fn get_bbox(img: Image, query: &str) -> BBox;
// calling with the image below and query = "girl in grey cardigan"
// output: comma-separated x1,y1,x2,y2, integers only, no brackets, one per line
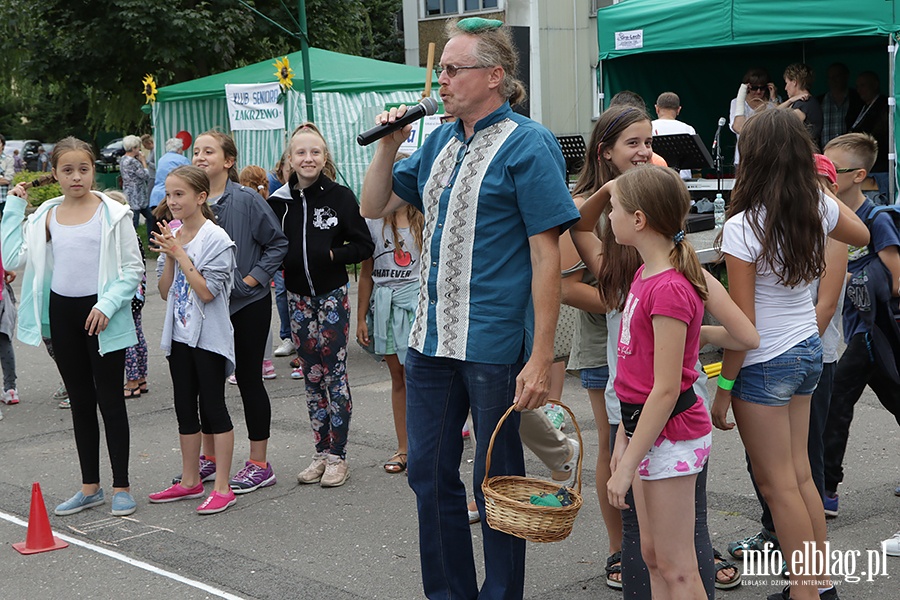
149,166,238,515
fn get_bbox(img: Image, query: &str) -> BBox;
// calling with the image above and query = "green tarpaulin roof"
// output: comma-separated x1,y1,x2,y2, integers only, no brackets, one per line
598,0,900,61
155,47,435,103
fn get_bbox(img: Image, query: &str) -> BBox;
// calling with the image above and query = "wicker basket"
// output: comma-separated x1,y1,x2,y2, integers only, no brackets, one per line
481,401,584,543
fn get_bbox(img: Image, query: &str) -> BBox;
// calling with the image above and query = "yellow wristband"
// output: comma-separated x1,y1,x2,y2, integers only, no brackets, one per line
717,374,735,391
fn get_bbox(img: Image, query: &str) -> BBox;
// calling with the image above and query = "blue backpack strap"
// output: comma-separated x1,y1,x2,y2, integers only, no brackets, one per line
863,204,900,255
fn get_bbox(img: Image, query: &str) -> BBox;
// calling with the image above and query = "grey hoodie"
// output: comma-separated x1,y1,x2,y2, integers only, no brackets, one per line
210,179,288,314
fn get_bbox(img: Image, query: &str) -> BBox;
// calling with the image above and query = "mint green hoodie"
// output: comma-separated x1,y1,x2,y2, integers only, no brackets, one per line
1,193,143,355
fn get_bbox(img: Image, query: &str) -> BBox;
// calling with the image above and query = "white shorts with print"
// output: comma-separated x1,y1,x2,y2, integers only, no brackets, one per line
638,432,711,481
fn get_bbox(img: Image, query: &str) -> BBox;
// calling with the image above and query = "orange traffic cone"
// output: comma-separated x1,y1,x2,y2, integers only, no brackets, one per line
13,482,69,555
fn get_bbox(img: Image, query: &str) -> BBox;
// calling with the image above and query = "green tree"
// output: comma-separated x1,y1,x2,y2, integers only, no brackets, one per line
0,0,403,138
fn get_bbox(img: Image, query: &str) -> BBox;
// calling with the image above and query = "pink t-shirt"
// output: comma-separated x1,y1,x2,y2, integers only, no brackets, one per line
614,266,711,441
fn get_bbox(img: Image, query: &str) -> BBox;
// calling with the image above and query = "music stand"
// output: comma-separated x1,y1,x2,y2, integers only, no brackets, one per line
556,135,586,182
652,134,714,172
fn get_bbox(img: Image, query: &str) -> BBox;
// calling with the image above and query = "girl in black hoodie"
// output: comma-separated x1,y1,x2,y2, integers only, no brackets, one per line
268,123,374,488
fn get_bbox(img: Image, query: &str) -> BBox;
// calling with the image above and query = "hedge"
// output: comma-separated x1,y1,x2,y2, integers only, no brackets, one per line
11,171,62,206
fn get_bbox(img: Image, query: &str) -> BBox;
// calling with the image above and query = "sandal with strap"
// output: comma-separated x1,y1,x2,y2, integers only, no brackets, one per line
605,551,623,590
124,385,141,399
383,452,407,474
138,381,149,394
713,549,742,590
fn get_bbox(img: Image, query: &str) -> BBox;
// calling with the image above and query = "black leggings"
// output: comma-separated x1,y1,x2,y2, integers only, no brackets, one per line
168,341,233,435
50,292,130,488
228,294,272,440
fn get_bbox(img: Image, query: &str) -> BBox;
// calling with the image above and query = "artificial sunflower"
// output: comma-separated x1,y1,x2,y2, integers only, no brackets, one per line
142,74,157,104
274,57,294,90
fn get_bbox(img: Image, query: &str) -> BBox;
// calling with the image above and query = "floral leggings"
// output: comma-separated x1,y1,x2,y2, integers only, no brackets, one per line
288,284,352,459
124,308,148,382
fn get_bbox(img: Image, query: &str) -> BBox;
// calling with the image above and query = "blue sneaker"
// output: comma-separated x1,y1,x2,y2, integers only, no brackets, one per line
894,484,900,496
55,489,105,516
823,492,839,518
111,491,137,516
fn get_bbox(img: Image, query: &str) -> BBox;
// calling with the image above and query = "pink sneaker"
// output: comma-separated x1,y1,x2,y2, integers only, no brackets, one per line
148,482,205,503
262,360,276,380
197,490,236,514
2,389,19,405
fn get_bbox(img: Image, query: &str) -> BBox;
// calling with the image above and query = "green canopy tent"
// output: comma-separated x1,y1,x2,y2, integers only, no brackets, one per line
596,0,900,196
148,47,437,196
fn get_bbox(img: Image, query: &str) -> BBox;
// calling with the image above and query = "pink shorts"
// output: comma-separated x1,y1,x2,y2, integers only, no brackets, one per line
638,432,711,481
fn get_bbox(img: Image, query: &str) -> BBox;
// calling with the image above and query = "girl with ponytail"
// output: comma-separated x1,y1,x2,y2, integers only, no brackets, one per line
576,164,758,598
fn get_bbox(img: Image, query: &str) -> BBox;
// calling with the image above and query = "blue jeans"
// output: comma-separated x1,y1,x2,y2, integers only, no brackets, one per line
273,270,290,341
132,206,154,231
405,348,526,600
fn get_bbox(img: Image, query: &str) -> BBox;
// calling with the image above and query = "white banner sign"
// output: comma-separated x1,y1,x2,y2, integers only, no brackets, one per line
398,114,446,154
225,83,285,131
615,29,644,50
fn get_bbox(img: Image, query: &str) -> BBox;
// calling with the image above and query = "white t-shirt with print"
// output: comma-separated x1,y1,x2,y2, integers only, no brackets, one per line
171,221,215,344
365,218,421,291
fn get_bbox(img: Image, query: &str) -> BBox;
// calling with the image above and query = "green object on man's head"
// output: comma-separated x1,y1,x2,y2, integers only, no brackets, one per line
457,17,503,33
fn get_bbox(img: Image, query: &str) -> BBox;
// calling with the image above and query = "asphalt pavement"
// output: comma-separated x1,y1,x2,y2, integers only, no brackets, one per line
0,272,897,599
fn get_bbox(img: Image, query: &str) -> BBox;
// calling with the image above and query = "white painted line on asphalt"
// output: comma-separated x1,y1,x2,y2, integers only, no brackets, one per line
0,510,245,600
68,515,173,546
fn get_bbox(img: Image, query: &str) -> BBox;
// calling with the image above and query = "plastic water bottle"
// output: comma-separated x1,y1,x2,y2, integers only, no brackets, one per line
543,403,565,430
714,193,726,229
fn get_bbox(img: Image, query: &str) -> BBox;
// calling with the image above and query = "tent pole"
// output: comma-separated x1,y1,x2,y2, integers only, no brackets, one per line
598,60,604,112
298,0,314,122
890,35,896,204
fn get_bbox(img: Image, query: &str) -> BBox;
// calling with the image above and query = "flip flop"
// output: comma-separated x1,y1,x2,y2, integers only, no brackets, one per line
383,452,407,474
123,385,141,399
138,382,149,394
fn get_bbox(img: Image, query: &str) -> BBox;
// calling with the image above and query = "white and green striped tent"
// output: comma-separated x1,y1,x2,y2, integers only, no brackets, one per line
150,47,437,197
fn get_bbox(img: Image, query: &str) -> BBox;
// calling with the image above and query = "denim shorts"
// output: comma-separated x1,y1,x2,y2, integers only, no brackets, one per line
733,334,823,407
580,365,610,390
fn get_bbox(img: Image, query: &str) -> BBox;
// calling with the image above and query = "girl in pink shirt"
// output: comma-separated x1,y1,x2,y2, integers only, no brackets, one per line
578,165,758,598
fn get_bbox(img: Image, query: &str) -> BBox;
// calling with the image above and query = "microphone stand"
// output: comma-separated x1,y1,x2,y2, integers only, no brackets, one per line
713,121,724,194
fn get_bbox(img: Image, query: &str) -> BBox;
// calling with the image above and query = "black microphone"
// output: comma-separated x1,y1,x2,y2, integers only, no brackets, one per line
712,117,726,150
357,98,439,146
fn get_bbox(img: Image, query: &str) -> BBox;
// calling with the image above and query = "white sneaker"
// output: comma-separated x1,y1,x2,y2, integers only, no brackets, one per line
320,454,349,487
1,389,18,405
883,531,900,556
551,437,579,485
273,338,295,357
